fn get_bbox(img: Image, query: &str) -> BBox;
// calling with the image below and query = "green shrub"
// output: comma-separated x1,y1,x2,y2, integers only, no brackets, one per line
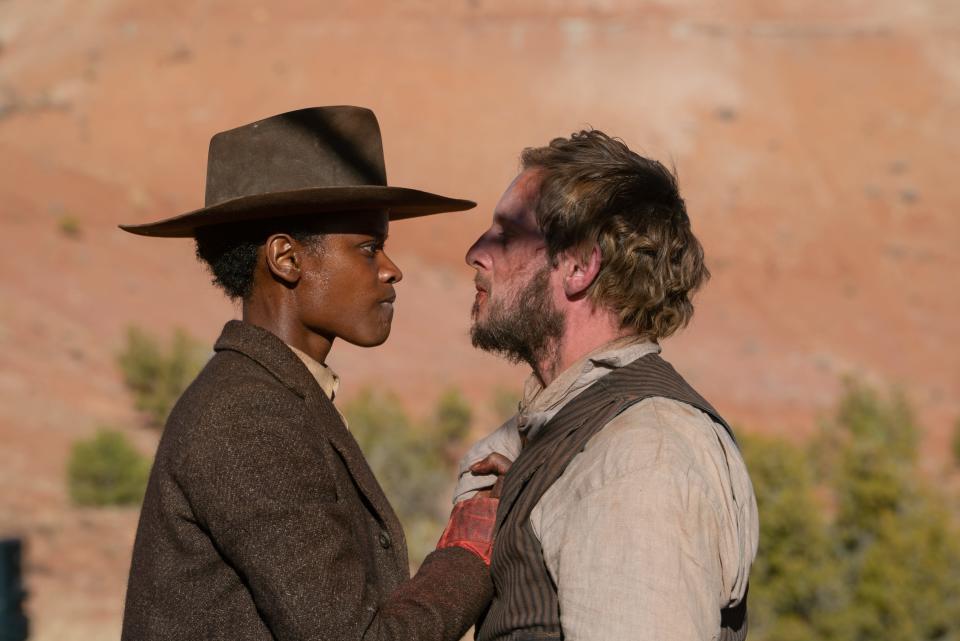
823,384,960,641
432,387,472,454
68,428,150,506
57,215,82,239
746,381,960,641
117,326,206,427
740,433,841,641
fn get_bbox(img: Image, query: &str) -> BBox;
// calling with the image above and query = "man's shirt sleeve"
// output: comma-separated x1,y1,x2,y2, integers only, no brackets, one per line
452,415,522,503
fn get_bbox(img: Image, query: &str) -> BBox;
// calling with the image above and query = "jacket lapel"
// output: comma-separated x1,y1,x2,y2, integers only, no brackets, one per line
214,321,408,570
307,388,409,569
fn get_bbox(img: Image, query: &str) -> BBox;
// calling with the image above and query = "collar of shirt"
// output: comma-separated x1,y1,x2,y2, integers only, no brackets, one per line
517,335,661,442
287,344,341,402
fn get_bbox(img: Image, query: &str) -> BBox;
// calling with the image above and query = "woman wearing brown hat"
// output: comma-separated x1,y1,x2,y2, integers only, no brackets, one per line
119,106,498,641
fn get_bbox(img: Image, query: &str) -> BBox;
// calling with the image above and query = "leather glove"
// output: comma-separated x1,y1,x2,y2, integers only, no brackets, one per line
436,497,498,565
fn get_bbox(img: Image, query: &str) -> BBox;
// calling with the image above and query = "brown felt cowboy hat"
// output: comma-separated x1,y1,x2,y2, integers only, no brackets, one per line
119,106,475,238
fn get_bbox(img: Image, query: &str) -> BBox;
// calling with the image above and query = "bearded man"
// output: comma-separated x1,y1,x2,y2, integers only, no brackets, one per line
119,106,496,641
456,130,758,641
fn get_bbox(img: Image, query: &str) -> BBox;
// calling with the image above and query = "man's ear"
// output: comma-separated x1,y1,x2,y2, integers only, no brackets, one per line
264,233,303,285
561,244,602,299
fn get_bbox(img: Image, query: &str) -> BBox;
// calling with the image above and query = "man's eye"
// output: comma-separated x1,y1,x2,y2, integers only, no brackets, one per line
498,232,510,246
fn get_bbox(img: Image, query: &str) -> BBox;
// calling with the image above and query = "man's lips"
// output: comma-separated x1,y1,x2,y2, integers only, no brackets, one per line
380,293,397,304
473,286,488,312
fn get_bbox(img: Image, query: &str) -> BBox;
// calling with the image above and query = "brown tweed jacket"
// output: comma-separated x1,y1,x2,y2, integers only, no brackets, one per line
122,320,492,641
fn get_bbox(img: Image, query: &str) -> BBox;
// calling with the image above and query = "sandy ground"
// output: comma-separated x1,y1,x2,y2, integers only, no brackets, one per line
0,1,958,638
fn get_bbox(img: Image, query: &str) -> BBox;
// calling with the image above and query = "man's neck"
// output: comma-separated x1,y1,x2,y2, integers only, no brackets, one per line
532,311,634,387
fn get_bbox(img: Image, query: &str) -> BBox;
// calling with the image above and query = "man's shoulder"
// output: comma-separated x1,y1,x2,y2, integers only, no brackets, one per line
582,396,725,474
536,394,747,519
534,393,754,543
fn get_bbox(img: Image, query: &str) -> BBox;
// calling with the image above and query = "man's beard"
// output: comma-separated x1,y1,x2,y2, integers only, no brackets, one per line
470,264,564,369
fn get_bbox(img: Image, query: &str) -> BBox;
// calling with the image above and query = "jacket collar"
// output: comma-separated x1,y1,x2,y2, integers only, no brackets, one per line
213,320,317,399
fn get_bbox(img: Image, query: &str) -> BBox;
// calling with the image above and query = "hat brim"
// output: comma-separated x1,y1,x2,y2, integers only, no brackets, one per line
119,186,476,238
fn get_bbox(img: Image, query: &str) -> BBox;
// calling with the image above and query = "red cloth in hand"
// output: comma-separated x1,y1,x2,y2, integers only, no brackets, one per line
436,497,498,565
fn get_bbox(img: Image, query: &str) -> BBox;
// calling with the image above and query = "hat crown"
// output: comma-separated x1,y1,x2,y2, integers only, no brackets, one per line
119,105,475,238
204,106,387,207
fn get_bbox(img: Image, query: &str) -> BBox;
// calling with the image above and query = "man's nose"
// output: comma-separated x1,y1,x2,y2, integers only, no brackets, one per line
465,233,490,270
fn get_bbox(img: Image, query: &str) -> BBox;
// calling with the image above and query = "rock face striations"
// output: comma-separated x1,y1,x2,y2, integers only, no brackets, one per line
0,1,957,639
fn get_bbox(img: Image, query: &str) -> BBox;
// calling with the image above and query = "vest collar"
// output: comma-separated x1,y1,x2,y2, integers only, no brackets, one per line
517,336,660,442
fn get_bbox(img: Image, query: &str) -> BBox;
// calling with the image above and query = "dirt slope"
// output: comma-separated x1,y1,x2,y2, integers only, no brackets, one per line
0,1,957,639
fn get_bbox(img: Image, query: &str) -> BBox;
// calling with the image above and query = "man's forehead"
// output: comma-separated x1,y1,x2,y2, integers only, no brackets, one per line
494,168,543,226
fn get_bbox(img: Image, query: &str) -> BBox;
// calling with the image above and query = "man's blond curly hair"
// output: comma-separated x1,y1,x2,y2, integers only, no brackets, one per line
521,130,709,342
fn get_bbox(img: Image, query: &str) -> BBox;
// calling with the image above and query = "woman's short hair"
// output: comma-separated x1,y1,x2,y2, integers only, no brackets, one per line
194,218,324,300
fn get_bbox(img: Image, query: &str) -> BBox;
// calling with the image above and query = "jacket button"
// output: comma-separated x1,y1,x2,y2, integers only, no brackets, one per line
378,531,391,549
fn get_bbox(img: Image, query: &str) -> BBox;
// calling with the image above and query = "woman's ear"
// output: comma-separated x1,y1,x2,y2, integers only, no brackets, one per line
264,233,303,285
561,244,602,299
